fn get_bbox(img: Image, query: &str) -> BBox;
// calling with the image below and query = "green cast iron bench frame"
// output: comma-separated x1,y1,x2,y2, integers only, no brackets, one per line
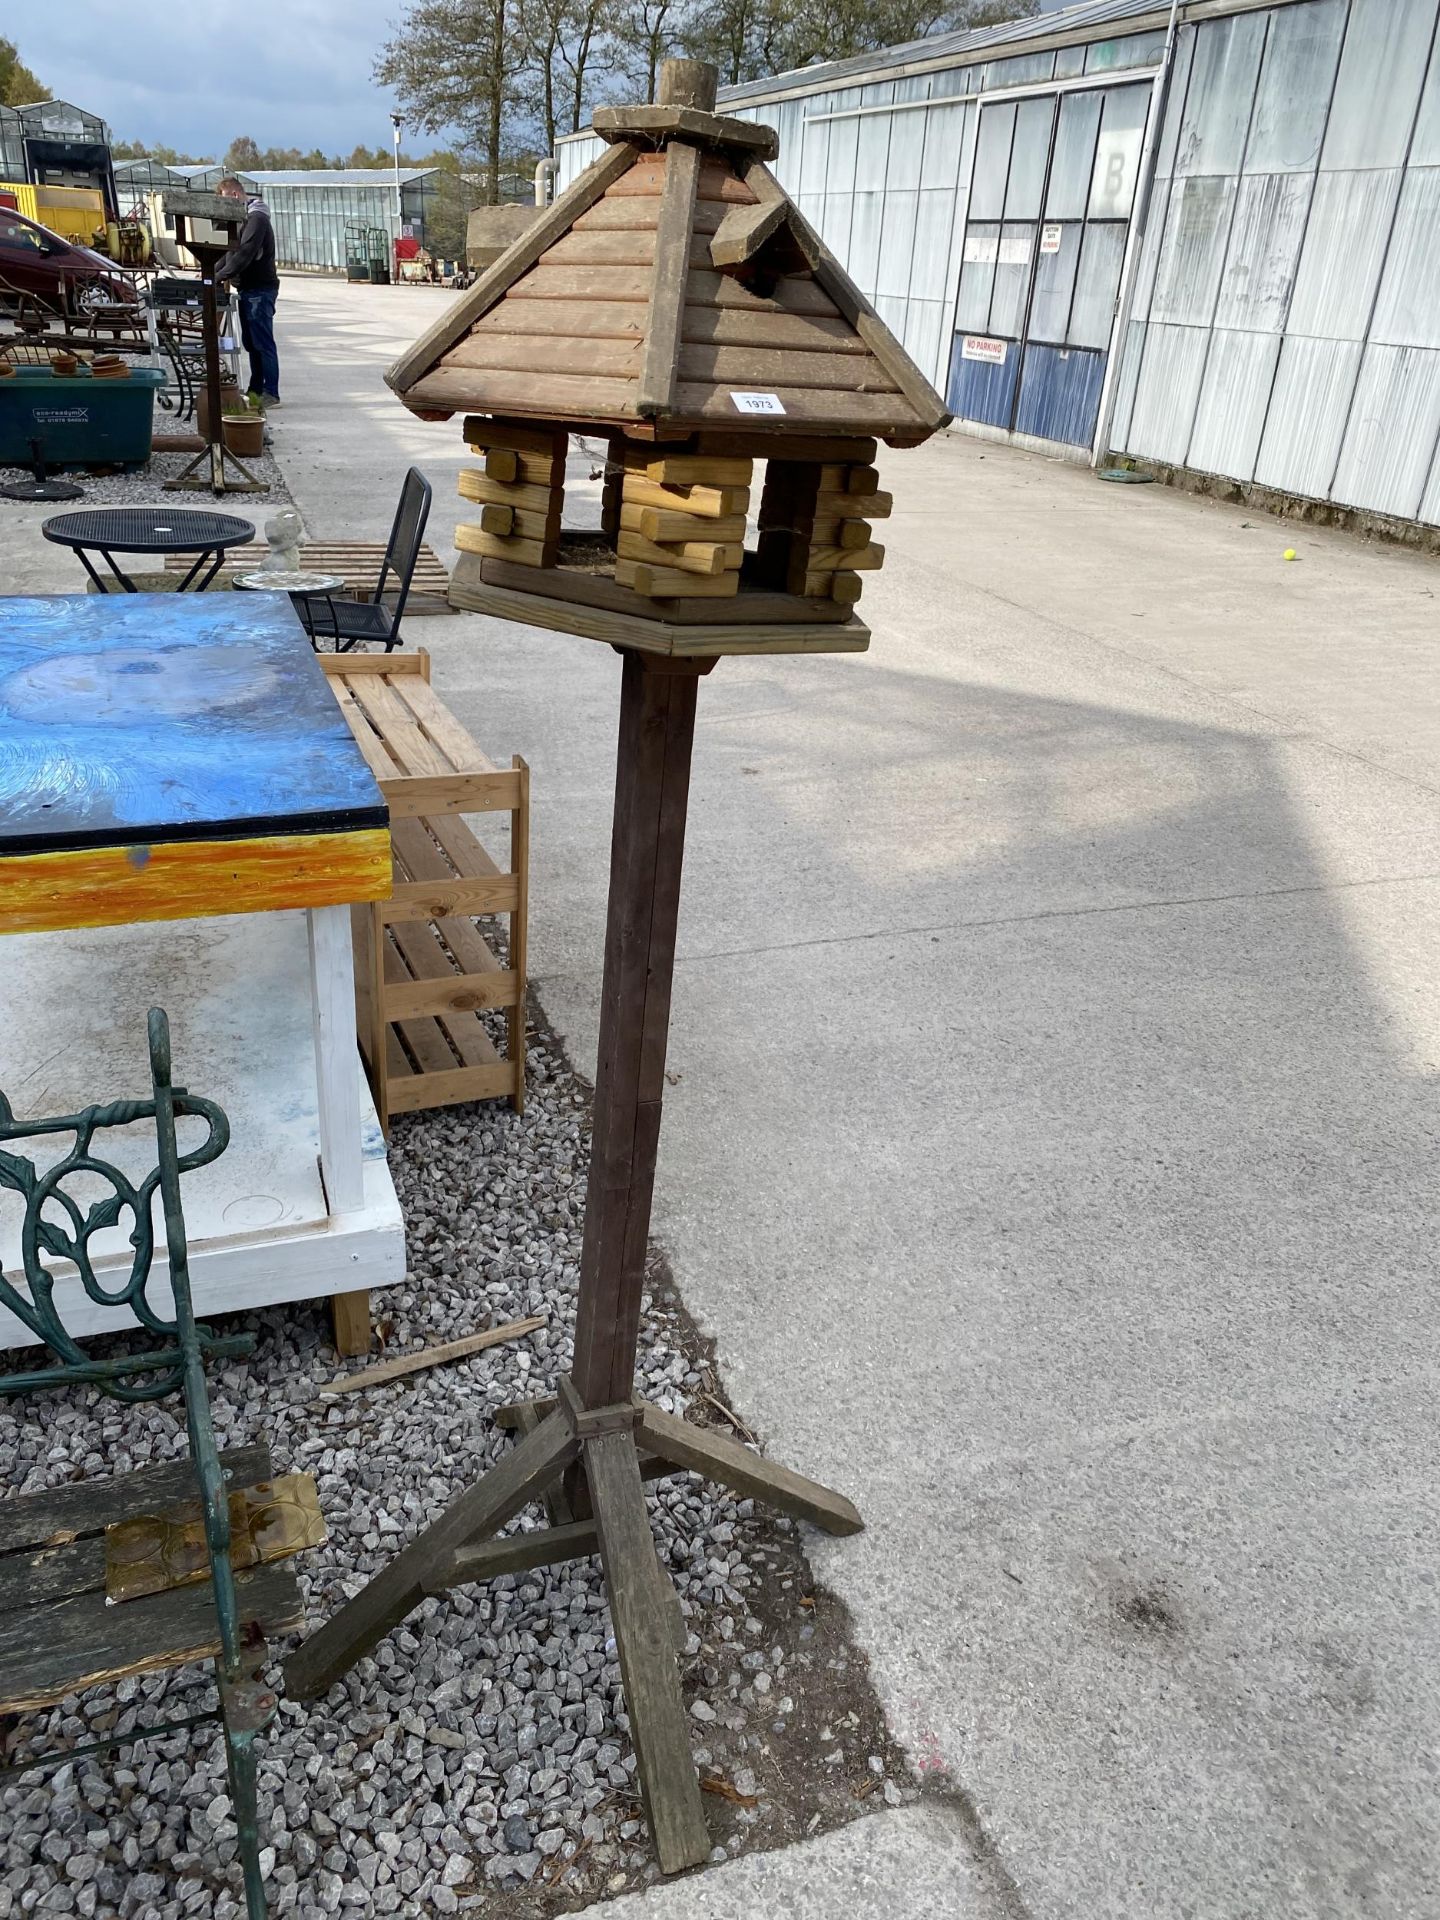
0,1009,300,1918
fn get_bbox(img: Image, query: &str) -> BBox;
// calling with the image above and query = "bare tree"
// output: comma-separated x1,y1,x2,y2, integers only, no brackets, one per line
519,0,613,148
682,0,1036,87
612,0,690,105
376,0,526,205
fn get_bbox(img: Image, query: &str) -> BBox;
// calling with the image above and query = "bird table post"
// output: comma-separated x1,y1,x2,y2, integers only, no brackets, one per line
162,190,264,496
283,57,951,1873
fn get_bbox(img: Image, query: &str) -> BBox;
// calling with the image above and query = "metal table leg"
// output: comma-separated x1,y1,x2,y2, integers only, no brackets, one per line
71,546,132,593
175,547,218,592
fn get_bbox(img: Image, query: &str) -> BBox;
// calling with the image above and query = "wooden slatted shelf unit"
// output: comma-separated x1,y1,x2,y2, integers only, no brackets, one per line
320,652,528,1128
165,542,454,612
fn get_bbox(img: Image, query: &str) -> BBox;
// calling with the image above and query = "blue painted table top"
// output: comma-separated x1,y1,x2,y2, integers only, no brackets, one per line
0,594,387,855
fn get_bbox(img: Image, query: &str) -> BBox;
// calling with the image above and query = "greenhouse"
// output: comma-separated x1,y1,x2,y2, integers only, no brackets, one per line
557,0,1440,532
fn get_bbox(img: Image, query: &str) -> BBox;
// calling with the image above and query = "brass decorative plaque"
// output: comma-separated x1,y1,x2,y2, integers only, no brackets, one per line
105,1474,326,1605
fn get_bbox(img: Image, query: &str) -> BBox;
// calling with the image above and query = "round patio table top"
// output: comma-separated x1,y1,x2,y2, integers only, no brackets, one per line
41,507,256,554
233,570,346,595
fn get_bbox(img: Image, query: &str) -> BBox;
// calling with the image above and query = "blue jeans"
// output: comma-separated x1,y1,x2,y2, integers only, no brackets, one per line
237,287,279,399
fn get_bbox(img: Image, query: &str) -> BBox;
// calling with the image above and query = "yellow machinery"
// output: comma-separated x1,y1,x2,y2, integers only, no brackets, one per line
0,181,107,245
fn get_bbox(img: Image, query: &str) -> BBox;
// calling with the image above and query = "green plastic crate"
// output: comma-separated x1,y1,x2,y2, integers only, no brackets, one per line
0,366,165,472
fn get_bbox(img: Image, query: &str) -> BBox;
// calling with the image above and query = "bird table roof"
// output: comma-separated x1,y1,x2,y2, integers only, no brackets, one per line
386,110,950,445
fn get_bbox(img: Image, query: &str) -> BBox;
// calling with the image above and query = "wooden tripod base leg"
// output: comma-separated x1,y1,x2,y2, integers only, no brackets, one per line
495,1393,865,1537
639,1403,863,1536
583,1426,710,1874
283,1409,578,1701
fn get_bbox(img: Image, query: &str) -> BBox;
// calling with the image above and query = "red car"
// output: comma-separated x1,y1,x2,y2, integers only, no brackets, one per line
0,209,136,318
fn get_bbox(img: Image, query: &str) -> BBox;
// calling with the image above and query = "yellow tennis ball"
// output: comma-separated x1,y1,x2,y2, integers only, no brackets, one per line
1283,548,1297,561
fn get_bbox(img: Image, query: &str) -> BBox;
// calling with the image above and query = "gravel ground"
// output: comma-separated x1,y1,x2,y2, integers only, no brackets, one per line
0,993,909,1918
0,441,288,512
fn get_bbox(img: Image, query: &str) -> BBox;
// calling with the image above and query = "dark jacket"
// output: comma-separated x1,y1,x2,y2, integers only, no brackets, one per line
217,196,278,292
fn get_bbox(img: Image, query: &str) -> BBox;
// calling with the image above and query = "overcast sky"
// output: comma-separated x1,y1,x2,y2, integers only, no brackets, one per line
20,0,414,158
20,0,1072,161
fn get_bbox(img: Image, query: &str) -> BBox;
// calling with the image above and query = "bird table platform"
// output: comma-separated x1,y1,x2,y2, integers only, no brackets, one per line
284,59,948,1875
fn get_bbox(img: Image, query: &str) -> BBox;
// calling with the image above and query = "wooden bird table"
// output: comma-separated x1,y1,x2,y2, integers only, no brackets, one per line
285,647,862,1870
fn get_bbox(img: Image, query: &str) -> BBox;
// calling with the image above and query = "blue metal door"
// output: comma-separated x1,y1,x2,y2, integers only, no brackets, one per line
949,82,1151,451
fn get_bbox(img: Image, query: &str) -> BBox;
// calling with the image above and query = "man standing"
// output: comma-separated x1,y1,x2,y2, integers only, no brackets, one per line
215,176,280,408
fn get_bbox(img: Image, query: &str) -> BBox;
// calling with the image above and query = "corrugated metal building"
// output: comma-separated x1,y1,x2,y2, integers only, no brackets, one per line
114,161,440,274
1,99,116,213
555,0,1440,531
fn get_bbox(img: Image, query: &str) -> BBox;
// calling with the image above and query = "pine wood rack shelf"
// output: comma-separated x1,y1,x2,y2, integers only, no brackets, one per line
320,652,528,1128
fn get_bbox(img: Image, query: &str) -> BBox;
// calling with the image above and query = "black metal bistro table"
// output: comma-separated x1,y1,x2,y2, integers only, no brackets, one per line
41,506,256,594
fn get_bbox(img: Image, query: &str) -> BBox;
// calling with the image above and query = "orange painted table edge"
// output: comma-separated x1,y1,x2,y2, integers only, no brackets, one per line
0,828,392,936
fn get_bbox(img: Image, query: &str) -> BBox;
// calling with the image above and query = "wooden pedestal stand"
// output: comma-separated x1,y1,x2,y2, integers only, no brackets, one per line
164,211,263,496
285,649,862,1872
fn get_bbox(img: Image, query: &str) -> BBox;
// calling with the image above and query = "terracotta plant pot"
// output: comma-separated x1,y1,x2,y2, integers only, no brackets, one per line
197,383,243,439
221,412,264,458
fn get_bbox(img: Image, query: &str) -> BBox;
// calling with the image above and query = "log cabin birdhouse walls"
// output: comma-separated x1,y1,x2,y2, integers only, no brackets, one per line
387,59,951,656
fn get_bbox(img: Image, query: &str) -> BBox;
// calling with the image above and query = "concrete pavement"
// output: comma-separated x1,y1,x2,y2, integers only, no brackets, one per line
270,277,1440,1919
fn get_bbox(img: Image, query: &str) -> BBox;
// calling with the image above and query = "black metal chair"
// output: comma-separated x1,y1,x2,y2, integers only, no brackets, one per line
299,466,433,653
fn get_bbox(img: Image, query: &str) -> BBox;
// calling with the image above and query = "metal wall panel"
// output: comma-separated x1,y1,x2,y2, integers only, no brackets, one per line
1088,83,1151,217
849,191,884,298
990,223,1037,336
986,52,1056,90
1151,176,1238,325
1048,93,1103,220
1187,327,1281,478
1109,320,1147,449
1332,344,1440,516
931,67,980,99
855,93,894,190
1287,169,1402,339
1056,44,1087,81
957,225,999,331
886,102,928,191
1321,0,1439,170
1129,173,1171,318
877,188,920,298
1419,437,1440,525
1214,171,1313,331
1015,344,1108,445
1370,168,1440,347
1087,31,1165,73
799,113,831,197
920,101,968,189
1253,334,1362,495
821,192,855,258
912,187,959,301
903,298,945,389
948,337,1022,426
1245,0,1346,173
1412,37,1440,165
1070,221,1128,346
1173,13,1267,177
1006,97,1056,218
824,91,864,195
1126,322,1210,463
1030,226,1083,342
971,103,1016,219
557,134,602,190
1153,27,1196,179
768,100,806,187
875,293,909,346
